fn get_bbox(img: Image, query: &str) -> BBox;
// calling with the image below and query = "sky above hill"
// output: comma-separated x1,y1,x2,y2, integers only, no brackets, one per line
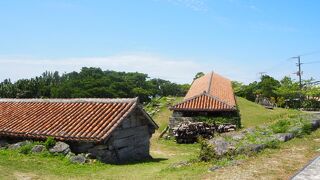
0,0,319,84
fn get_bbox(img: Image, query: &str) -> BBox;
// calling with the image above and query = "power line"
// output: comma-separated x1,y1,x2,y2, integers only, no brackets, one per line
289,50,320,89
298,50,320,57
303,61,320,65
256,50,320,81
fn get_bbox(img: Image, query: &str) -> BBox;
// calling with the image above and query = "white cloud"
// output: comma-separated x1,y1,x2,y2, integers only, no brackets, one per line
0,53,254,84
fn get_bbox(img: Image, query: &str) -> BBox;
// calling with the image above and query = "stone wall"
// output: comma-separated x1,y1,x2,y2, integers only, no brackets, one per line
169,110,241,133
86,108,155,164
169,111,196,134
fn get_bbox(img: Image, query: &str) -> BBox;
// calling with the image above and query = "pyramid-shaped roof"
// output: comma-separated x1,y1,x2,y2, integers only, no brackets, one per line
171,72,237,112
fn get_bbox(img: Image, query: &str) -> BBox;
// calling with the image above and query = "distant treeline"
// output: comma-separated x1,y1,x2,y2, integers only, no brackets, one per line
0,67,190,103
233,75,320,109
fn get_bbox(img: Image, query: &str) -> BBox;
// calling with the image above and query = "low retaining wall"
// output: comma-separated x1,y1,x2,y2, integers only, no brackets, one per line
200,118,320,161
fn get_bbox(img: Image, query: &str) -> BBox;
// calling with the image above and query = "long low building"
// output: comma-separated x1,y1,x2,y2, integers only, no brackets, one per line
0,98,158,163
169,72,239,130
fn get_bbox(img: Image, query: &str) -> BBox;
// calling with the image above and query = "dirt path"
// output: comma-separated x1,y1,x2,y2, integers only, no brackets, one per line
290,112,320,180
292,156,320,180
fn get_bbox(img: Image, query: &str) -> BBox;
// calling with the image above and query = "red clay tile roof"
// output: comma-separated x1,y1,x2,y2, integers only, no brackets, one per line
171,72,237,111
0,98,157,142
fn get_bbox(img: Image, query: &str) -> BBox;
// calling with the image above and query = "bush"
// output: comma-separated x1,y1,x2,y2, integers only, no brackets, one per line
271,119,291,133
195,114,241,128
301,122,312,135
265,139,280,149
19,144,34,154
44,137,56,149
198,139,215,162
302,99,320,109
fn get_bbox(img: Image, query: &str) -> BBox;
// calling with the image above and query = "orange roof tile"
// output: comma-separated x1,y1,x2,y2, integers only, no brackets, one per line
171,72,236,111
0,98,157,142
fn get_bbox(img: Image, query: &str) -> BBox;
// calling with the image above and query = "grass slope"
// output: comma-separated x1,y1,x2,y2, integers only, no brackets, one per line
237,97,301,128
0,97,318,180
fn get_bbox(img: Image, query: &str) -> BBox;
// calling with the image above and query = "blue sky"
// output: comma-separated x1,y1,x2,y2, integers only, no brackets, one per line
0,0,319,84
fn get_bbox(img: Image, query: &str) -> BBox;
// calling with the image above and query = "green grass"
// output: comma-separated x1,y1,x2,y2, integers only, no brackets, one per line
0,97,314,180
148,96,183,131
237,97,301,128
0,140,205,180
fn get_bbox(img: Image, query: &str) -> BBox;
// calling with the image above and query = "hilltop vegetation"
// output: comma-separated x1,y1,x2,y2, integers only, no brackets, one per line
0,67,190,103
233,75,320,109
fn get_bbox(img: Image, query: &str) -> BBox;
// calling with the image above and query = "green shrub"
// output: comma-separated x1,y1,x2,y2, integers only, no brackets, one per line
270,119,290,133
265,139,280,149
44,137,56,149
19,144,34,155
198,139,215,162
301,122,312,135
195,115,241,128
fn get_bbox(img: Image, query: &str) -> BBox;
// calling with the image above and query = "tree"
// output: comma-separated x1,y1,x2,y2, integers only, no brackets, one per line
194,72,205,80
0,67,190,103
257,75,280,98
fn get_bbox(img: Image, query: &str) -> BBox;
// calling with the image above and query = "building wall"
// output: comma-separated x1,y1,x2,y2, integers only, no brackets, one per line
0,108,155,164
169,111,195,133
86,108,156,163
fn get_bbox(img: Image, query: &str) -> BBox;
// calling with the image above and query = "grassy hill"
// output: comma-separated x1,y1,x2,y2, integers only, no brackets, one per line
0,97,318,180
237,97,301,128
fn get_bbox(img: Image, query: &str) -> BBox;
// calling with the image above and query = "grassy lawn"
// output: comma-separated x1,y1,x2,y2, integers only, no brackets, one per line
0,97,318,180
0,140,204,180
237,97,301,128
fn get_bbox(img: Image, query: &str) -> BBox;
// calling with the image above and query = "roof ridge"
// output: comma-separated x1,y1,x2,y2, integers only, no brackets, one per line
207,71,214,93
0,98,138,103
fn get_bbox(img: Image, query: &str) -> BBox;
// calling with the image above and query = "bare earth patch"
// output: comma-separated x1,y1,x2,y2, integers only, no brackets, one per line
14,172,39,180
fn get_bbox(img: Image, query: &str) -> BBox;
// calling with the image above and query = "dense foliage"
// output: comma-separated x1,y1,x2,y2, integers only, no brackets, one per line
233,75,320,109
0,67,190,103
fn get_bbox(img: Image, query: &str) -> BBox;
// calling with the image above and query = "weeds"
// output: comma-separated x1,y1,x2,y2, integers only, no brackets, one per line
44,137,56,149
19,143,34,154
270,119,291,133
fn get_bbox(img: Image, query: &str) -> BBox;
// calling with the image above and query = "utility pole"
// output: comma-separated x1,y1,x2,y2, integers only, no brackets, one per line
291,56,303,89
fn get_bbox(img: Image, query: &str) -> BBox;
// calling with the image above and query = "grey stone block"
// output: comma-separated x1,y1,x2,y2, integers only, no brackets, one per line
207,137,235,157
31,145,46,153
274,133,295,142
49,141,71,155
70,154,87,164
8,141,31,150
311,119,320,130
